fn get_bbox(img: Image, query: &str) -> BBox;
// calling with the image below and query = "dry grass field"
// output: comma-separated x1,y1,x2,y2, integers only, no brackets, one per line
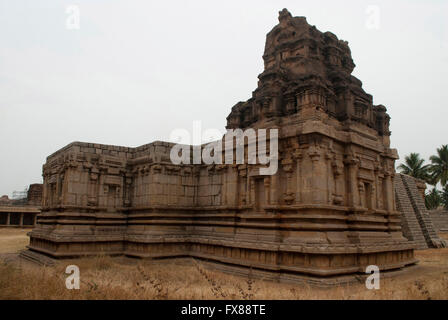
0,227,447,300
0,228,31,254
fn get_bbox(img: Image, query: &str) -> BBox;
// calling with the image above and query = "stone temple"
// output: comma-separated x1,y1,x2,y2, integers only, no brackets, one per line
27,9,419,283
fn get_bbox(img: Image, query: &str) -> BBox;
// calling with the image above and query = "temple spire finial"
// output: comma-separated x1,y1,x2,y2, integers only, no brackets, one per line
278,8,292,22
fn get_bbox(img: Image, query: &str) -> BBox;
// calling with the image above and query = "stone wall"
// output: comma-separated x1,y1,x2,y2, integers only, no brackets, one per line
429,210,448,232
27,184,43,206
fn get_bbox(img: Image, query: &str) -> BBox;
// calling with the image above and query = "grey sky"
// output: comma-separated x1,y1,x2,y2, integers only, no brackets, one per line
0,0,447,197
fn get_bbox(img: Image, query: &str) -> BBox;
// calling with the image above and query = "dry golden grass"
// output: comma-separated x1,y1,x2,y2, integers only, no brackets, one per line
0,228,447,300
0,228,30,254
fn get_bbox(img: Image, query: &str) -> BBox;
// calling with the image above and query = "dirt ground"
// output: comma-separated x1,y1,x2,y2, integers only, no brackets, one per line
0,227,447,300
0,228,31,254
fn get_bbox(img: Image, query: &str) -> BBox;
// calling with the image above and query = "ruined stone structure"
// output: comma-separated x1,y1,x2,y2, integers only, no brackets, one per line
429,210,448,233
395,173,446,249
27,184,44,206
0,184,42,227
28,9,418,282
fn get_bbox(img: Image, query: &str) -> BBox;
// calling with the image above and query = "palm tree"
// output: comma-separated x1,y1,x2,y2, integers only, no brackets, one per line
425,187,442,210
397,153,431,182
441,185,448,210
429,145,448,187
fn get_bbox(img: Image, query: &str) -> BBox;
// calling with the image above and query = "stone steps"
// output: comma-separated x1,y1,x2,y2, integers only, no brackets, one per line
394,174,428,249
401,174,445,248
395,174,446,248
19,249,57,266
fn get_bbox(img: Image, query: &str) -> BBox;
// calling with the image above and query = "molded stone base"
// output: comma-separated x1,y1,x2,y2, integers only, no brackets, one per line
28,234,417,278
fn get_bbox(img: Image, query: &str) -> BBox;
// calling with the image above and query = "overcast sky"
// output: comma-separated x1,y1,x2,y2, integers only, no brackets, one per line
0,0,447,197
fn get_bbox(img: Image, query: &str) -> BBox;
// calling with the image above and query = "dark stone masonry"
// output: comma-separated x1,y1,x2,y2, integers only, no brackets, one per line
25,9,429,284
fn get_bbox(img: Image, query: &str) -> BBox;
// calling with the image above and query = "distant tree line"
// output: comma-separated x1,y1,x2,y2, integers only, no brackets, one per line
398,145,448,210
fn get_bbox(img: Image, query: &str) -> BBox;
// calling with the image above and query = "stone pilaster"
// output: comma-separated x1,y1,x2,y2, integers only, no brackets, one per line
384,171,394,212
281,157,295,204
293,150,303,204
124,174,132,207
88,168,99,207
263,177,271,205
325,152,335,205
344,155,360,208
225,165,238,206
250,178,255,206
308,145,326,204
270,173,278,205
238,165,247,205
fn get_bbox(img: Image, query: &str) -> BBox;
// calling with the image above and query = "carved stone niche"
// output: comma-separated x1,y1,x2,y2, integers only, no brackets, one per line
331,159,345,205
247,167,271,209
358,177,375,210
284,94,297,115
102,175,123,211
87,168,99,207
